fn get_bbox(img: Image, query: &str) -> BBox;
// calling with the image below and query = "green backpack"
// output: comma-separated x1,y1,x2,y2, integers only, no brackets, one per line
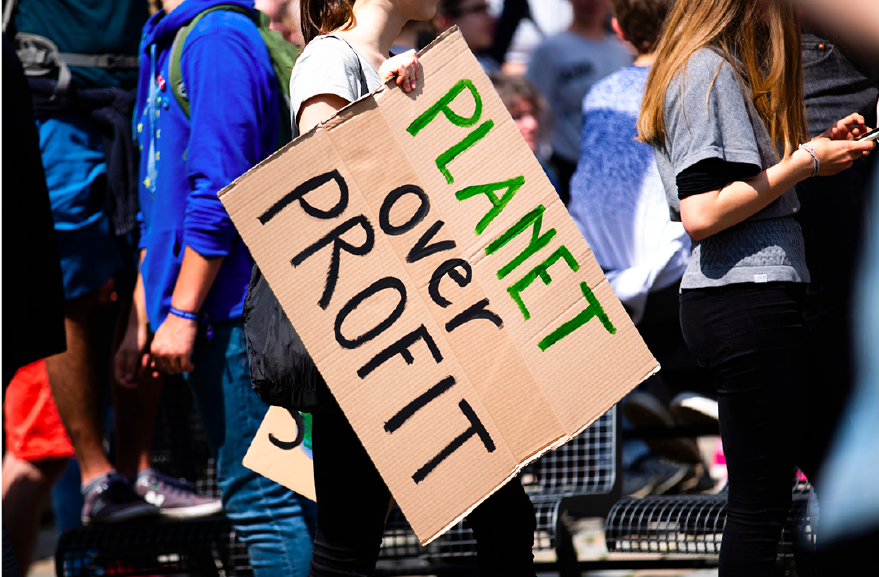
168,4,300,149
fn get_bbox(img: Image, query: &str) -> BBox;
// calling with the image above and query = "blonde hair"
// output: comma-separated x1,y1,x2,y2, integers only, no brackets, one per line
637,0,808,160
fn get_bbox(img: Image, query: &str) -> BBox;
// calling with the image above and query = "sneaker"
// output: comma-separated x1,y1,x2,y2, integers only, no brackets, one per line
81,472,160,525
651,461,696,496
622,465,656,498
623,455,690,497
135,469,223,519
624,391,703,465
670,392,719,425
665,462,719,495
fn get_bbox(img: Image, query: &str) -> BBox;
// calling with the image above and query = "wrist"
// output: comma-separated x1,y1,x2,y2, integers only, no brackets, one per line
168,306,199,321
792,148,813,178
796,144,820,178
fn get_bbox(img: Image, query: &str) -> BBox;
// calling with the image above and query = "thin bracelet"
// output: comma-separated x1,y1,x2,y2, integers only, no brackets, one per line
798,143,820,177
169,306,199,321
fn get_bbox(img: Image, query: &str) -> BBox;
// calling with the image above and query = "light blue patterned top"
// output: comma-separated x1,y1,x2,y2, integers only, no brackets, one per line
568,65,689,323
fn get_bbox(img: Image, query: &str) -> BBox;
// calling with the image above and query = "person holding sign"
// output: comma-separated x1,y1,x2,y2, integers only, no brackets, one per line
637,0,874,574
292,1,538,575
127,1,317,575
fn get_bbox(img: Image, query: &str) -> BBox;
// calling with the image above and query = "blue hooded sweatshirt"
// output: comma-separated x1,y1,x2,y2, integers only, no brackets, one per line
135,0,277,329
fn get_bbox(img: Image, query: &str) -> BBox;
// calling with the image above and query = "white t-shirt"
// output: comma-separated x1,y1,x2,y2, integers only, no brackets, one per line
289,35,382,137
488,0,572,66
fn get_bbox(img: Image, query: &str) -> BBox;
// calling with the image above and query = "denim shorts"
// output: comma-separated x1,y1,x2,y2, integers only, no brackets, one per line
36,114,124,300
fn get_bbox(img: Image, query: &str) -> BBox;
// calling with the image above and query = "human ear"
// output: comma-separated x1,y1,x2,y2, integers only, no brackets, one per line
611,17,628,43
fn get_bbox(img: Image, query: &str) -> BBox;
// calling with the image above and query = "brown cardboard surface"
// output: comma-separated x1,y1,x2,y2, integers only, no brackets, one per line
243,407,316,502
221,27,658,544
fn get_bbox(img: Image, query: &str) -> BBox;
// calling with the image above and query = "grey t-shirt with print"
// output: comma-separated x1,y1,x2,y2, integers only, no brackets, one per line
527,32,633,163
653,48,810,289
289,35,382,138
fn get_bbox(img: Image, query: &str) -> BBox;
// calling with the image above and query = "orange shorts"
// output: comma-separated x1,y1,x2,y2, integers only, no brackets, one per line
4,360,74,461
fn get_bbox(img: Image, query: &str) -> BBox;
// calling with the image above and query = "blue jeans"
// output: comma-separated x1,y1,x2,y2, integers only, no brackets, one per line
183,320,317,577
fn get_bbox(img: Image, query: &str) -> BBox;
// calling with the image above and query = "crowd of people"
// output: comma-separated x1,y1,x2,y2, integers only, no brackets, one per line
2,0,878,576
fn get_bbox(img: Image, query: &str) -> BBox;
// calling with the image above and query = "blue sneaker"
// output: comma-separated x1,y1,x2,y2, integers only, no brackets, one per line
135,469,223,519
81,472,159,525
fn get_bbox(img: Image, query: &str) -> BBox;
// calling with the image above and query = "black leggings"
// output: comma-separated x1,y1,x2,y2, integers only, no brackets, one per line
680,283,816,577
309,409,537,577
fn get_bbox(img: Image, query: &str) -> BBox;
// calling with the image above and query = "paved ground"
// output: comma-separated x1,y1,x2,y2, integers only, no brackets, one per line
26,527,56,577
561,517,717,576
27,517,718,577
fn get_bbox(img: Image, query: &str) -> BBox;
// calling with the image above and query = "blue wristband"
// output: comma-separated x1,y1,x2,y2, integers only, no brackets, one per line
169,306,199,321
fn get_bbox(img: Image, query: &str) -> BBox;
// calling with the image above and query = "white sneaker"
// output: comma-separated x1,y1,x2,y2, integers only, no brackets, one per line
670,391,719,425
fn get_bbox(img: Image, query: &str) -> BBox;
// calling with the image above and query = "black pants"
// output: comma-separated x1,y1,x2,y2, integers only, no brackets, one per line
680,283,816,577
636,280,713,402
309,410,537,577
549,152,575,207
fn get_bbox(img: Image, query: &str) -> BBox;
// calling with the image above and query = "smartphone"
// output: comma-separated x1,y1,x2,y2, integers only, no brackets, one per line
858,126,879,142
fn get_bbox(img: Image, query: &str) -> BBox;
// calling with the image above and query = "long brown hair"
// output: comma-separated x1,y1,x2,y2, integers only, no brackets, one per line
300,0,356,45
637,0,808,160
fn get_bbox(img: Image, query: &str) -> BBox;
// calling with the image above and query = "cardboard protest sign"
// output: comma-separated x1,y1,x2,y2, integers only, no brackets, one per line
243,407,315,502
222,27,658,544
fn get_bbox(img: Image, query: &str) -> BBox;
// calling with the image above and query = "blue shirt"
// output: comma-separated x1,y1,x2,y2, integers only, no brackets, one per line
135,0,278,329
568,65,689,323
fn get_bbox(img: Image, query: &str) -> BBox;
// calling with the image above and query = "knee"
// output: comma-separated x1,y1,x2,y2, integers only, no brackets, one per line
221,474,310,532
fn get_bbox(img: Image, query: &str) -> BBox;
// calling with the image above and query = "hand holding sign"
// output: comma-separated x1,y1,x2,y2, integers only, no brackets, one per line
380,49,420,92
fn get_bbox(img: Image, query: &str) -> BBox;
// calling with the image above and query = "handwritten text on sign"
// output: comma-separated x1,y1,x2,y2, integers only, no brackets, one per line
222,28,656,544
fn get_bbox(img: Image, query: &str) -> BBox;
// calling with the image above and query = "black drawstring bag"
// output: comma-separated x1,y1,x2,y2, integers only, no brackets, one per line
242,266,325,412
243,36,367,414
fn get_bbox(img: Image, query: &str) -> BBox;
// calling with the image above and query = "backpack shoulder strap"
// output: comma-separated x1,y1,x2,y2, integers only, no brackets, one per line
3,0,18,31
169,4,256,118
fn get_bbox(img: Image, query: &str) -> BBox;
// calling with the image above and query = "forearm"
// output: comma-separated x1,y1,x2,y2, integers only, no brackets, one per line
116,250,152,385
132,249,148,325
680,149,813,240
170,246,225,314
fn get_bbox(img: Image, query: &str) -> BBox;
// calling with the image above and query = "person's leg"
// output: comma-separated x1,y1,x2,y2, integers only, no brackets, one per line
680,284,806,577
112,375,163,479
466,477,536,577
37,114,125,487
51,460,85,533
2,521,21,577
309,409,391,577
3,360,76,559
188,321,316,577
1,455,68,574
110,251,164,480
48,301,158,523
549,152,575,206
44,292,113,485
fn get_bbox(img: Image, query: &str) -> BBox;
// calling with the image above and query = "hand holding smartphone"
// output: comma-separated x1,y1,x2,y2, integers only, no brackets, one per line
857,126,879,142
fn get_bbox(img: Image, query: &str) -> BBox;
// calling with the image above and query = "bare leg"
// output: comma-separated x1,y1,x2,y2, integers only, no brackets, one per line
113,376,162,479
111,295,164,479
1,455,68,574
44,292,113,486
